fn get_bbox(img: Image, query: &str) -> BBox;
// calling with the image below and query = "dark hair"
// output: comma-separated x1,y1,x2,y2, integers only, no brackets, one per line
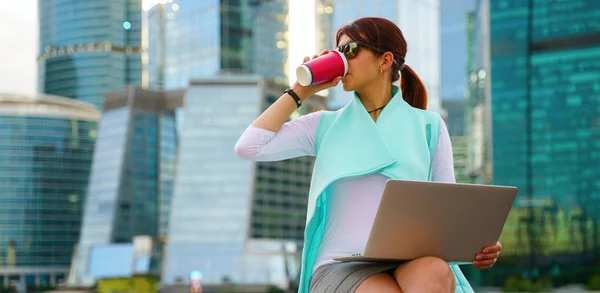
336,17,427,110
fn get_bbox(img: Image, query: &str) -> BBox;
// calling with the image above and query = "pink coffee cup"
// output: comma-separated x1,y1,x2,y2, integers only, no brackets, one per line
296,50,348,86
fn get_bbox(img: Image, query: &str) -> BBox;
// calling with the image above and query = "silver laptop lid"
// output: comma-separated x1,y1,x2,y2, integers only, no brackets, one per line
363,180,517,263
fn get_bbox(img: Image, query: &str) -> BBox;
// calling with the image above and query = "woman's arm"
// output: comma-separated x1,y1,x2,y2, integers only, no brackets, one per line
234,112,321,161
251,83,312,132
235,52,342,161
431,120,456,183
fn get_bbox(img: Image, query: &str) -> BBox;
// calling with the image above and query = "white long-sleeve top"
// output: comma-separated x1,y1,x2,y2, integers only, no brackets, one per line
235,111,456,271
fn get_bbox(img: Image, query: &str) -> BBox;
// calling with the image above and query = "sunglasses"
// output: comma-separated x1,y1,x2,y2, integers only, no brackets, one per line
337,41,401,65
337,41,386,59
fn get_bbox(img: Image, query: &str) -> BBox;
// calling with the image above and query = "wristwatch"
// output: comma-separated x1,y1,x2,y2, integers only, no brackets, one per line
284,88,302,108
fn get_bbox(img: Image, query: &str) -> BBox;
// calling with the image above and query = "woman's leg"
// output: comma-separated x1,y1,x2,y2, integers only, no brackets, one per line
393,256,456,293
355,272,403,293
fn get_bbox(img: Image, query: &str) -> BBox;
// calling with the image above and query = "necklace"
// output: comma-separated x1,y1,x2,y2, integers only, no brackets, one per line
368,105,386,114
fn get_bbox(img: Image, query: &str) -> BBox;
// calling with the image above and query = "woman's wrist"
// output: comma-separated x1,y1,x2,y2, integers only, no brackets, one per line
291,83,311,101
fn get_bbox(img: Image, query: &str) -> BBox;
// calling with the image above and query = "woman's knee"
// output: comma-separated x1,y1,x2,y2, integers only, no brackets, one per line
394,256,456,291
423,257,456,288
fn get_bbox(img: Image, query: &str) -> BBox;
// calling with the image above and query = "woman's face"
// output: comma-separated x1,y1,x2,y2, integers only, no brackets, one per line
337,34,382,92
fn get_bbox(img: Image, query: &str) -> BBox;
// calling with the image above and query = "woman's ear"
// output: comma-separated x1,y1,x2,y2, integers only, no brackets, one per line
381,52,395,71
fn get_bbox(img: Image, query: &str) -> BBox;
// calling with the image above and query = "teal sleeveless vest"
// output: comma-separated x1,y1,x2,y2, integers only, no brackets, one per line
298,86,474,293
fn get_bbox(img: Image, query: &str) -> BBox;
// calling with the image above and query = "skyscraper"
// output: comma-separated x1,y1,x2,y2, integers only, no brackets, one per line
151,1,330,288
450,136,469,184
161,75,326,288
465,7,492,186
70,87,181,285
475,0,600,286
252,0,289,84
38,0,144,109
441,0,476,101
315,1,335,55
327,0,442,113
154,0,278,90
149,0,333,90
443,99,466,136
146,3,166,91
0,93,99,288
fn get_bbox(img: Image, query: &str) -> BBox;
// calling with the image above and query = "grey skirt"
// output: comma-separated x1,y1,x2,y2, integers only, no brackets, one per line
310,262,404,293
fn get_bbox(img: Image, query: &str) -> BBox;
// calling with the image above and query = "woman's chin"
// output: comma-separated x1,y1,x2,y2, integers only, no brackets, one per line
341,80,354,91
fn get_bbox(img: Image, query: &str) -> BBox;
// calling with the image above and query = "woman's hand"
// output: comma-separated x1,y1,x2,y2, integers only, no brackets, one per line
249,50,341,133
291,50,343,100
473,241,502,269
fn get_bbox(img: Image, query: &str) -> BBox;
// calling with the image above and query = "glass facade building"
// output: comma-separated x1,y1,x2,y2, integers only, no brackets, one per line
465,6,493,186
471,0,600,288
440,0,475,101
147,3,166,91
154,0,329,288
162,77,266,285
443,99,466,136
38,0,143,109
69,88,181,286
250,83,327,245
252,0,289,84
450,136,469,184
444,99,469,184
160,0,221,89
149,0,290,90
149,0,334,90
162,76,326,287
327,0,442,113
0,94,99,287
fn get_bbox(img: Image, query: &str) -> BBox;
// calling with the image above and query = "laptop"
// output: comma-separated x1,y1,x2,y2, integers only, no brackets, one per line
333,179,517,264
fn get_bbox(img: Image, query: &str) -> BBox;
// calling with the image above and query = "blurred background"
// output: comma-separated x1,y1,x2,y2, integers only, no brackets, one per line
0,0,599,292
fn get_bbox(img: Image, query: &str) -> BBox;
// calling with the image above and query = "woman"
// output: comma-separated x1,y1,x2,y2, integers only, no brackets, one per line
235,17,501,293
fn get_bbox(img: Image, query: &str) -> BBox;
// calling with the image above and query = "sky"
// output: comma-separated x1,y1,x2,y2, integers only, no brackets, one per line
0,0,38,95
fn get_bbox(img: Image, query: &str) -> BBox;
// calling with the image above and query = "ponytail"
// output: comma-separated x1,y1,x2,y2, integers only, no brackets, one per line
400,65,428,110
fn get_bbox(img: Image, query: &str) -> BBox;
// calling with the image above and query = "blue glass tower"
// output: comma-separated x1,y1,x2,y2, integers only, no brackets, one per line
0,94,99,288
150,0,290,90
38,0,143,109
70,88,181,286
473,0,600,288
